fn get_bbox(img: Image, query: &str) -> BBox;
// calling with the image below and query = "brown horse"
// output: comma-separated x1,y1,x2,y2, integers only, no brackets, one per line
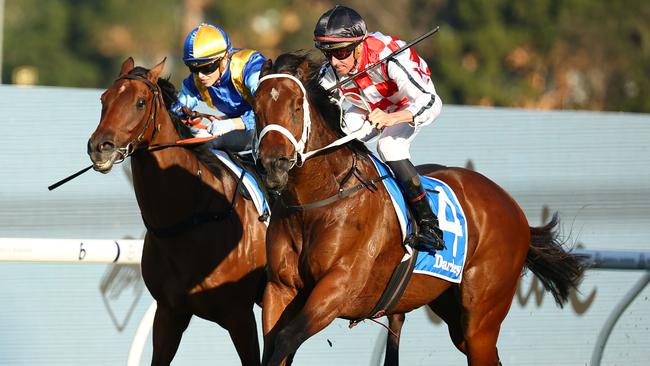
87,58,267,365
253,53,586,366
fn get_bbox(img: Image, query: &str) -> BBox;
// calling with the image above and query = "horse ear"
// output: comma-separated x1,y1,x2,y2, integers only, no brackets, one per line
119,57,135,76
147,57,166,83
296,60,310,81
260,59,273,77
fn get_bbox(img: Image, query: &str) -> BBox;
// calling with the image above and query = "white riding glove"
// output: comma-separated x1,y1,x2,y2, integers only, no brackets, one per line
189,124,213,138
207,118,237,137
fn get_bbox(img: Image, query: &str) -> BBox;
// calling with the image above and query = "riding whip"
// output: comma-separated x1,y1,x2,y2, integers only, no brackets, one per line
48,165,93,191
327,26,440,91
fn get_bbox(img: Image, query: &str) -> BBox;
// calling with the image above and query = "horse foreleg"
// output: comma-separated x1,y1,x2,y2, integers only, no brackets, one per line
150,303,192,366
262,281,299,366
221,306,261,366
384,313,405,366
266,272,350,366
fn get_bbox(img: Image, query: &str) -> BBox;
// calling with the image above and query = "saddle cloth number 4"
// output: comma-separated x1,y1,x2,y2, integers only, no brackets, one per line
434,186,463,257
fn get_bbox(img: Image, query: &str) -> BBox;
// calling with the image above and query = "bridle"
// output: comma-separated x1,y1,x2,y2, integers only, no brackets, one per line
107,73,255,236
109,73,163,164
254,73,371,169
254,73,311,169
254,73,387,212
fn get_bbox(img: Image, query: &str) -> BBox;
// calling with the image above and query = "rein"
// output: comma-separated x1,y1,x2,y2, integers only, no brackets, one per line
280,152,389,211
113,73,246,237
108,74,213,159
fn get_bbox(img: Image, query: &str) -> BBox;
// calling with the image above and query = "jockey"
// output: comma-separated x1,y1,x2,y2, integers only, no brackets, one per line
172,23,266,152
314,5,445,254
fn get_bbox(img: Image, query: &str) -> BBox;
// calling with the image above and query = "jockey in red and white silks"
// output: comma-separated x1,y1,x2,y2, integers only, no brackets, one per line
314,5,445,253
318,31,442,162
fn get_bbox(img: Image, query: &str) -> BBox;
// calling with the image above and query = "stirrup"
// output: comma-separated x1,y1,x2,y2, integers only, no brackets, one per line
419,219,446,250
404,231,445,254
423,230,446,251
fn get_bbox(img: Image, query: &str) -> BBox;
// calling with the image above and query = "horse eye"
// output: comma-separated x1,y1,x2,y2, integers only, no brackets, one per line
136,98,146,109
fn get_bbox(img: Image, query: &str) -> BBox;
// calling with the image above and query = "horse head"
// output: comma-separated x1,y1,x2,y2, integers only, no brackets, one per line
254,56,315,191
87,57,166,173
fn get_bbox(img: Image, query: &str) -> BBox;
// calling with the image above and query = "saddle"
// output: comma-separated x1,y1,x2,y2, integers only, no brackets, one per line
350,158,467,326
224,150,273,221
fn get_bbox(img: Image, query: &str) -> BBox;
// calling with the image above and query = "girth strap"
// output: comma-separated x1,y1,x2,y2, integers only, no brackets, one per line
349,249,419,327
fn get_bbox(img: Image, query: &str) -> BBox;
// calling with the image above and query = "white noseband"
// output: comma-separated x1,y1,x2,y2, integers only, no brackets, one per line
254,73,312,168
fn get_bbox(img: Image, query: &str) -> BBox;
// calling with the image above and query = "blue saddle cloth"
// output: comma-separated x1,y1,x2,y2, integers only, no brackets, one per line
369,155,468,283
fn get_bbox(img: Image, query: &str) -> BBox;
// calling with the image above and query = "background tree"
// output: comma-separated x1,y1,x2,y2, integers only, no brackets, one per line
2,0,648,112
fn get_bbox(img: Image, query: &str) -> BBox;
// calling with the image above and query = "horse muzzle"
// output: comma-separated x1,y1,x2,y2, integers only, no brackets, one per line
87,138,120,174
261,156,292,191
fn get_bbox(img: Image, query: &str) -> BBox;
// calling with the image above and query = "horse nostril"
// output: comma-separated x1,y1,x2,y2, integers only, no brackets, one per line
99,141,115,152
275,157,291,171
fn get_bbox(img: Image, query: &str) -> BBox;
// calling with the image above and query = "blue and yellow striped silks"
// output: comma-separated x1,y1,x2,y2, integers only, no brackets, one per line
192,49,258,109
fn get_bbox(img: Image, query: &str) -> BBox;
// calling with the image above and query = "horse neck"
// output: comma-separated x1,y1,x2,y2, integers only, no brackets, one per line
130,111,229,228
286,111,366,205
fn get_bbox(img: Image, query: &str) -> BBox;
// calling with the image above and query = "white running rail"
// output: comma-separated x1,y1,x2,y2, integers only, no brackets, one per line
0,238,143,264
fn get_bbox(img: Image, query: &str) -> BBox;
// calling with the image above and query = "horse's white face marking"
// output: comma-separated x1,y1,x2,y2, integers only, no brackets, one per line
271,87,280,101
118,85,126,94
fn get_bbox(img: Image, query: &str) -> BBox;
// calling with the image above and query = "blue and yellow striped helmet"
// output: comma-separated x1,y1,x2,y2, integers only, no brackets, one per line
183,23,232,66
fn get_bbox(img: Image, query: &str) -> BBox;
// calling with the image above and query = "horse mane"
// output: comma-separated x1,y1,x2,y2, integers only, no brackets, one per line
127,67,225,180
269,51,369,155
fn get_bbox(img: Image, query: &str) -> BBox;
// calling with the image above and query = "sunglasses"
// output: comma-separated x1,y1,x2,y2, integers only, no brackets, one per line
186,58,222,74
321,44,357,61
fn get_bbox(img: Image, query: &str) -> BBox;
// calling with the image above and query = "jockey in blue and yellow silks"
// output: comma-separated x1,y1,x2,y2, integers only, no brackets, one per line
172,23,267,152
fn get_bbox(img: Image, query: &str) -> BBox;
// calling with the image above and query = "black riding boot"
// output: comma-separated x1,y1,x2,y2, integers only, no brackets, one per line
387,159,445,253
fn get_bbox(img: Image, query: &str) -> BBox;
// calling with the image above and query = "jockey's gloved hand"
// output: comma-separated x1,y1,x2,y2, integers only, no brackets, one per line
189,125,212,138
183,115,204,127
206,118,237,137
176,106,205,128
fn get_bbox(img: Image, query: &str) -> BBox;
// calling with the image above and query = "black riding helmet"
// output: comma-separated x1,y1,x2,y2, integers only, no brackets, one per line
314,5,367,50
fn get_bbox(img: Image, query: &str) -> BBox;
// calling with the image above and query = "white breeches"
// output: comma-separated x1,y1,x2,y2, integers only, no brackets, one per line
341,108,423,162
376,123,419,162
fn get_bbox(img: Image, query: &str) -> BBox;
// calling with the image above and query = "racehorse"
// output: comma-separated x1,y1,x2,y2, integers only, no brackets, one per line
87,58,267,365
253,53,586,366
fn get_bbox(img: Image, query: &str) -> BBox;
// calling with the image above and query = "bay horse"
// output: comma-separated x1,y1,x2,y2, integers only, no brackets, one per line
87,58,267,365
253,53,586,366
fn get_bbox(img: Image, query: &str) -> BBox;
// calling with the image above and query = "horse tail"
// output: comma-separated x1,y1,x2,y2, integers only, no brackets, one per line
525,213,587,307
